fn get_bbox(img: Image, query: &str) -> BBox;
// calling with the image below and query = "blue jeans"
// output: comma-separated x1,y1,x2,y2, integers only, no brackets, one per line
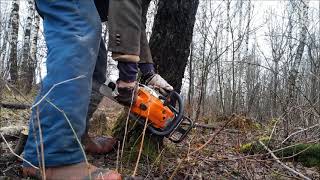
23,0,101,167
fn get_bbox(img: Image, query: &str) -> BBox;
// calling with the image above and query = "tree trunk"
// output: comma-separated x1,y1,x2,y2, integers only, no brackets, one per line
149,0,199,92
20,0,35,93
187,42,195,117
284,0,309,138
112,0,199,167
29,13,40,89
0,16,9,74
8,0,20,84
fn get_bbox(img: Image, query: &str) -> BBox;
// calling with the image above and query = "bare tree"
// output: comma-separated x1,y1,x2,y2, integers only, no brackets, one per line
20,0,35,93
29,13,40,88
149,0,199,92
283,0,309,138
8,0,20,83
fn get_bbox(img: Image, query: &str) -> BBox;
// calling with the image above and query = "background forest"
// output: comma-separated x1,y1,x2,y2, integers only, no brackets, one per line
0,0,320,179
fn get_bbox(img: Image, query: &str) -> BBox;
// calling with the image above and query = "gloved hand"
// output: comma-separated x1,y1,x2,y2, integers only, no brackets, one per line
139,63,173,91
145,74,173,91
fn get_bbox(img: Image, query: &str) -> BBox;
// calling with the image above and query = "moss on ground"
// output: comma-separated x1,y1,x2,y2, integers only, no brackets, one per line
240,138,320,167
239,136,272,154
278,144,320,167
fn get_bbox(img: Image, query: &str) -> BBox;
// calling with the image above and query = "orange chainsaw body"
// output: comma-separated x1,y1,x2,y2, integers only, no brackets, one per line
130,88,174,129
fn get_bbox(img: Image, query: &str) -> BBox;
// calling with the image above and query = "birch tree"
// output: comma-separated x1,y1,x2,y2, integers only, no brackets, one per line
20,0,35,93
29,13,40,88
8,0,20,83
283,0,309,137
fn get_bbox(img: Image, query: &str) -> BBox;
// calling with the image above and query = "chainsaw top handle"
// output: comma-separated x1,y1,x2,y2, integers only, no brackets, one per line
146,91,184,137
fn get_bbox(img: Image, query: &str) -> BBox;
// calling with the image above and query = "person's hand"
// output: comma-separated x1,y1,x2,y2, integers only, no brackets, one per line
145,74,173,91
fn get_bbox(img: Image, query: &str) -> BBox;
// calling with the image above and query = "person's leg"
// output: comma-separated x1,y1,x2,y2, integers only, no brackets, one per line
86,38,107,130
83,38,117,154
23,0,101,167
108,0,142,105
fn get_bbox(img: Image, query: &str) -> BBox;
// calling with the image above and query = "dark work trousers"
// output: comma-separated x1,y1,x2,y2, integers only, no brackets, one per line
86,0,155,132
108,0,153,64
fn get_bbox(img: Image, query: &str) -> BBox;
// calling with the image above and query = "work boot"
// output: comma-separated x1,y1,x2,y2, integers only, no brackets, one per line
22,162,121,180
83,135,117,154
114,80,137,106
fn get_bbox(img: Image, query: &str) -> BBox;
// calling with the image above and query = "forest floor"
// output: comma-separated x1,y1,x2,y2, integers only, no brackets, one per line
0,91,320,179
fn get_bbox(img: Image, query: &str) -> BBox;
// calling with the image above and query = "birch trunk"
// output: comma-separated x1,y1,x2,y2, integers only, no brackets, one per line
8,0,20,84
284,0,309,138
20,0,35,93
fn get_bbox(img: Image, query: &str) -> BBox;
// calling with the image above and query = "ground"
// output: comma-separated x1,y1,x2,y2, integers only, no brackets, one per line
1,91,320,179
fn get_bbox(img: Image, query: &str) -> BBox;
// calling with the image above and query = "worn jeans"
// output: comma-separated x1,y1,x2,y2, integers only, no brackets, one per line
24,0,154,167
23,0,102,167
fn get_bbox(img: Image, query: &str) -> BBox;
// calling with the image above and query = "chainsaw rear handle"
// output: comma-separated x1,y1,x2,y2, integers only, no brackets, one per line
145,91,184,137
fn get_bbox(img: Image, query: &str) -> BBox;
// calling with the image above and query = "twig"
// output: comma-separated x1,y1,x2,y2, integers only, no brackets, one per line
282,123,320,144
189,123,216,130
120,83,138,172
31,75,86,109
36,107,46,180
116,141,120,172
189,119,232,156
169,159,184,180
0,133,39,169
197,138,320,163
132,100,151,176
30,113,42,176
46,99,90,178
271,169,301,180
144,148,165,180
169,119,232,179
268,119,278,144
272,138,320,155
258,140,311,180
277,145,312,161
0,135,18,142
5,83,32,104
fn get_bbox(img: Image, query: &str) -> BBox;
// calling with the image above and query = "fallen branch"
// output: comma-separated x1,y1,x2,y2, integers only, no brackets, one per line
0,134,19,143
258,140,311,180
0,102,31,110
32,75,85,109
0,133,38,169
0,126,27,136
182,122,216,130
282,123,320,144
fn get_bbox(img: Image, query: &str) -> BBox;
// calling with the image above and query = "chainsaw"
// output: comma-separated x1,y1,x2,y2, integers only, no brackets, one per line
99,80,194,143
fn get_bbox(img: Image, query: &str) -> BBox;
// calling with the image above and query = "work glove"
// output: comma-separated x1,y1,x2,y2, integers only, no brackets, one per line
144,74,174,91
